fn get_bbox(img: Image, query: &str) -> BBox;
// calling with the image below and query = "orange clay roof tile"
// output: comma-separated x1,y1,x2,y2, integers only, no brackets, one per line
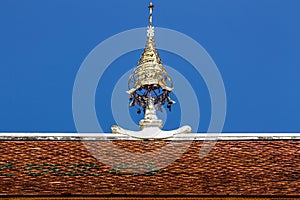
0,140,299,197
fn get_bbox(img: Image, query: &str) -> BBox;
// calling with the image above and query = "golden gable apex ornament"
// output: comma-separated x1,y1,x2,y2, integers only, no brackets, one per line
111,2,191,139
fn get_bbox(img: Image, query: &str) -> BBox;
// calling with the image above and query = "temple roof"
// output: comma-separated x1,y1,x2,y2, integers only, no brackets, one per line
0,133,299,198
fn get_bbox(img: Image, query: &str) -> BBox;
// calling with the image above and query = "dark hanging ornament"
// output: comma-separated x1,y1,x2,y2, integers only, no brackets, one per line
167,103,171,111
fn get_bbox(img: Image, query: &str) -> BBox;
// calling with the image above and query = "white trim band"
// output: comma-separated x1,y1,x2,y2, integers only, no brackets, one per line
0,133,299,141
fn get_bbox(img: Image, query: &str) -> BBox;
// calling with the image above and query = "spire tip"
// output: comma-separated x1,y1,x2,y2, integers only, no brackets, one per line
148,2,154,25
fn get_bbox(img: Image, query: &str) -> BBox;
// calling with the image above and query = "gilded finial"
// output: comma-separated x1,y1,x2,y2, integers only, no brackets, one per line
127,2,174,115
111,1,192,137
148,2,154,26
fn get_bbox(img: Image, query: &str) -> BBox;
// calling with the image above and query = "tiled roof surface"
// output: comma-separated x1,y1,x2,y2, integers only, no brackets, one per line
0,139,299,197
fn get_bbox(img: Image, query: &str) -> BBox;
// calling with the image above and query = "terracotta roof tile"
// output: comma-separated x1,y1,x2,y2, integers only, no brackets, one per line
0,140,299,197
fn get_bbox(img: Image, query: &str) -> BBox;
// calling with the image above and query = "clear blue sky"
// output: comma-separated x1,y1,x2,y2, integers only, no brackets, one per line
0,0,299,133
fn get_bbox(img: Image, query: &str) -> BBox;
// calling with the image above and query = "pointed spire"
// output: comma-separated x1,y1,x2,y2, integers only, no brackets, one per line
111,2,192,136
148,2,154,26
127,2,175,126
127,2,173,94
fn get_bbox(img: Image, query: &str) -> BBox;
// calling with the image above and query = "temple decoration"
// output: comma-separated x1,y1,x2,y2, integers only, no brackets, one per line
111,2,191,139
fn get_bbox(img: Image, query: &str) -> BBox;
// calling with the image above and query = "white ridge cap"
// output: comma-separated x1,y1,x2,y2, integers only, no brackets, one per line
0,133,299,140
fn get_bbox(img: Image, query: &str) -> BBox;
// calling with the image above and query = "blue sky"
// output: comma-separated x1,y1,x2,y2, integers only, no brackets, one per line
0,0,299,133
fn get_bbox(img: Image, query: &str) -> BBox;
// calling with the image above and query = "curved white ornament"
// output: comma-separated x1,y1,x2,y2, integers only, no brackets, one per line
111,98,191,139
